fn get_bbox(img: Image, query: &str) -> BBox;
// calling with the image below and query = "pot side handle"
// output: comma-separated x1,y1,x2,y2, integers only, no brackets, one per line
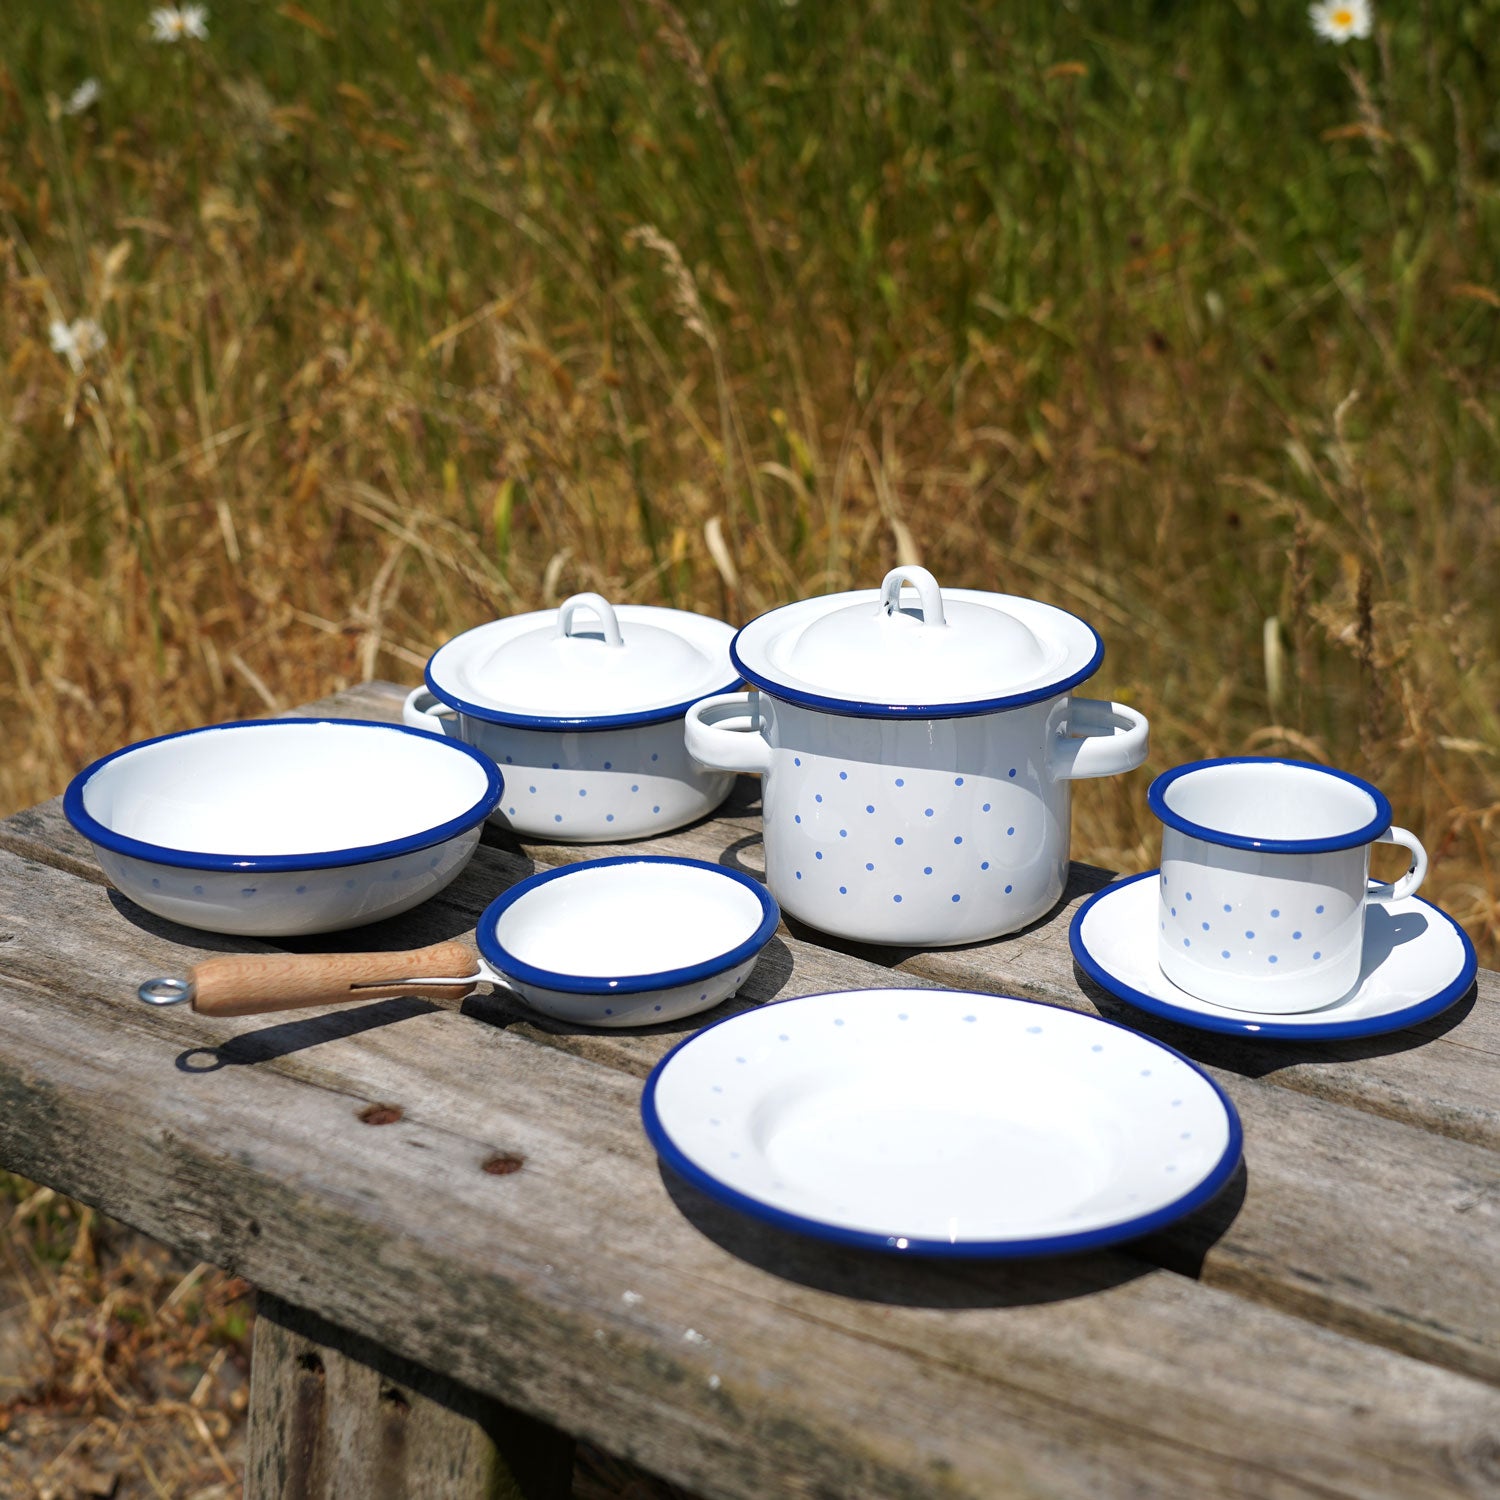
684,692,772,776
1049,698,1150,781
403,685,460,734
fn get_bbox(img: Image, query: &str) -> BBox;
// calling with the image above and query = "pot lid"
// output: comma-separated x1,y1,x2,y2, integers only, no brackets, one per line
426,594,738,729
730,566,1103,719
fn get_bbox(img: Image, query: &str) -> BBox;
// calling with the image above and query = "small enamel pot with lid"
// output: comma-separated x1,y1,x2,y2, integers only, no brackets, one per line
406,593,738,842
684,566,1149,946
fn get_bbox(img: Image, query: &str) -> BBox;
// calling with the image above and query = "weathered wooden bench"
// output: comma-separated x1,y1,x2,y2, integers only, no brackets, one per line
1,681,1497,1498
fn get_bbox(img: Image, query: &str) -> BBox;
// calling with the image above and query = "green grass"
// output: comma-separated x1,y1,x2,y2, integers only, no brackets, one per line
1,0,1497,957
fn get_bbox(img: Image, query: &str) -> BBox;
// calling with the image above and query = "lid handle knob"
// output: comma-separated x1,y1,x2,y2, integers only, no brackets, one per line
877,566,947,629
554,593,625,648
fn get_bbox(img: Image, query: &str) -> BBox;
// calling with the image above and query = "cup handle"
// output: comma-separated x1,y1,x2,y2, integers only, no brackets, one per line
1368,826,1427,904
684,692,772,775
1049,698,1150,781
403,685,459,734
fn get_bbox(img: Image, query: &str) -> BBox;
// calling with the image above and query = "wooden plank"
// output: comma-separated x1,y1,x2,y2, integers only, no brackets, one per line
3,853,1500,1500
247,1292,574,1500
2,852,1500,1494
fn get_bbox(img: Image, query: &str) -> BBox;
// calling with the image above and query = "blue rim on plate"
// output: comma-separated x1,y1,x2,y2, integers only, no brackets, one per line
727,599,1105,721
63,718,504,873
1069,870,1479,1041
477,856,780,995
640,988,1244,1258
424,661,741,733
1148,757,1394,855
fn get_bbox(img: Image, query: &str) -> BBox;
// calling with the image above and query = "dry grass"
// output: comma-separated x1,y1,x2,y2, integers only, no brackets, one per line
2,0,1498,1493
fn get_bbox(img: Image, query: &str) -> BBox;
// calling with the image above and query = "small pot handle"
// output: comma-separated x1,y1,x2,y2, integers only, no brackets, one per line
555,593,624,647
403,685,459,734
878,565,947,628
1049,698,1150,781
684,692,772,775
1368,826,1427,904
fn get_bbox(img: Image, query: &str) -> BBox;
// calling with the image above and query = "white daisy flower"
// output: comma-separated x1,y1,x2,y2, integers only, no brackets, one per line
48,317,107,372
64,78,101,115
149,5,209,43
1309,0,1372,43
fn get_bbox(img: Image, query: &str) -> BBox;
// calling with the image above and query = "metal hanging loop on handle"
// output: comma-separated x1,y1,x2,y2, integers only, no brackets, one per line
138,977,194,1006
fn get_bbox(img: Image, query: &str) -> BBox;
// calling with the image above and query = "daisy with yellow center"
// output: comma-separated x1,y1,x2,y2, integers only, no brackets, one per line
149,5,209,43
1309,0,1372,43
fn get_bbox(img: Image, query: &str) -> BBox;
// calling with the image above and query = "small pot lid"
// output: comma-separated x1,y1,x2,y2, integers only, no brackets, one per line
730,566,1103,719
426,594,738,729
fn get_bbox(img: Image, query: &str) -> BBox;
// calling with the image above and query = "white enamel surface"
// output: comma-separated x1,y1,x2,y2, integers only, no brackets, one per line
503,960,759,1028
82,722,494,855
93,829,482,938
427,603,734,720
1080,875,1473,1033
493,862,768,977
737,695,1072,945
1161,761,1380,842
406,690,734,842
733,574,1100,711
650,990,1233,1245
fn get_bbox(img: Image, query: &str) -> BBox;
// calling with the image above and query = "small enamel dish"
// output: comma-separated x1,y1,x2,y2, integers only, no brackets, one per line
64,718,502,936
1069,871,1478,1040
476,857,780,1026
642,988,1241,1256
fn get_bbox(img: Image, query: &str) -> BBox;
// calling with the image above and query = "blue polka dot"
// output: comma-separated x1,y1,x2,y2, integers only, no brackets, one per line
1223,904,1232,913
893,894,903,903
578,788,587,796
292,886,303,895
1292,930,1302,940
865,862,875,871
1245,930,1254,939
631,784,639,792
924,808,934,817
1008,768,1017,778
508,807,516,816
1005,884,1013,894
1269,955,1278,964
1007,826,1015,836
894,836,904,845
980,861,989,870
839,886,847,895
554,814,563,823
954,836,964,845
651,753,659,761
815,851,823,860
982,803,991,812
1313,951,1322,960
954,777,964,786
794,757,801,766
606,814,614,822
1316,904,1325,914
839,771,847,780
652,805,660,813
1026,1024,1042,1033
1171,907,1177,916
1221,949,1230,959
924,866,933,875
1270,908,1280,918
795,871,802,880
815,794,823,803
866,804,875,813
1183,938,1191,947
895,777,904,786
1186,892,1193,901
505,755,513,763
603,761,612,769
1092,1044,1103,1053
795,814,801,823
951,894,961,902
529,785,537,793
551,762,559,769
839,829,848,838
1201,922,1209,930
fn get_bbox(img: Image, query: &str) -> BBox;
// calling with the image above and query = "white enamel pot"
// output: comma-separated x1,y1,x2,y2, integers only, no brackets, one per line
684,567,1149,946
406,593,738,843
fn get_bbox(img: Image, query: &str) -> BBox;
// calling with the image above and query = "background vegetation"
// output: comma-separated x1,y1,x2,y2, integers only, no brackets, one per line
1,0,1497,1492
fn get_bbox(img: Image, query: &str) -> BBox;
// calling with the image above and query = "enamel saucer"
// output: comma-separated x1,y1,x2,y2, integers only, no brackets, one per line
1069,870,1477,1040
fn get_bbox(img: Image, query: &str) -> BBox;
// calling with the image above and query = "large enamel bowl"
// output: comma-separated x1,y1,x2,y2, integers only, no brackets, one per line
476,856,779,1026
64,718,503,936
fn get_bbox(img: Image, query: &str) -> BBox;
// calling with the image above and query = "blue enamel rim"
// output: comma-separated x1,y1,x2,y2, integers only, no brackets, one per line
640,988,1244,1258
1148,757,1394,854
1069,871,1479,1041
477,856,780,995
424,658,740,732
727,599,1105,720
63,718,504,872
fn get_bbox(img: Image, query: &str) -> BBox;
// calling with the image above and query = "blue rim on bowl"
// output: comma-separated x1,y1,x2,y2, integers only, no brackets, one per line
1147,756,1394,855
63,718,504,873
477,856,780,995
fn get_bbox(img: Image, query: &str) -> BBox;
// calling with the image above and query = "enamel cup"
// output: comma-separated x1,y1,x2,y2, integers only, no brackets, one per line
1148,758,1427,1012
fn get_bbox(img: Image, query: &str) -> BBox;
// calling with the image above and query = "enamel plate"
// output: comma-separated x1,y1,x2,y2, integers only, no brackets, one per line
1070,871,1478,1040
642,989,1241,1256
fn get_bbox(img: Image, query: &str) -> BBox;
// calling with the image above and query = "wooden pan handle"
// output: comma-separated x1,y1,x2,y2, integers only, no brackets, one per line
188,940,481,1017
